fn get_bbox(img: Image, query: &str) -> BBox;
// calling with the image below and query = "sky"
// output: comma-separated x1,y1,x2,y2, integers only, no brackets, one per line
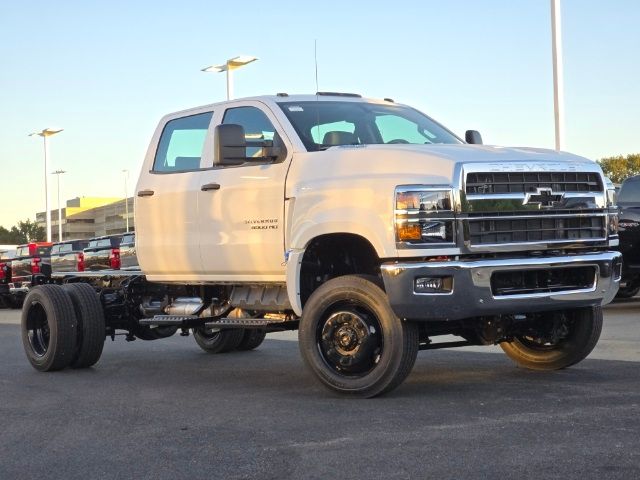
1,0,639,228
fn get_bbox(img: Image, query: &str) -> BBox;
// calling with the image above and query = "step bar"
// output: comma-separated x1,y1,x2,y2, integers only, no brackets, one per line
138,315,289,330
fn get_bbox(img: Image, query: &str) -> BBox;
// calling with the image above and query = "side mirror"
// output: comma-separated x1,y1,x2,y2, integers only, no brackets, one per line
465,130,483,145
214,124,247,166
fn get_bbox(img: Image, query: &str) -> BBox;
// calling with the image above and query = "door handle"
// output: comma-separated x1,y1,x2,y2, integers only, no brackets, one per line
137,190,155,197
201,183,221,191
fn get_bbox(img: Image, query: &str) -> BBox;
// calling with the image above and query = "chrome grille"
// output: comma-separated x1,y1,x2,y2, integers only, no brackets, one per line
468,215,606,246
465,172,602,195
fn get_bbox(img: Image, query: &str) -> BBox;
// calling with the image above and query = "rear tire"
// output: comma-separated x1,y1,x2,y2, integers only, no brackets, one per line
193,327,244,353
236,329,267,351
500,307,603,370
298,275,419,398
21,285,77,372
62,283,106,369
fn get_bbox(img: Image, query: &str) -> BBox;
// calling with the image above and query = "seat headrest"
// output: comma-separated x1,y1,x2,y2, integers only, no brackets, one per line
174,156,201,170
322,131,358,146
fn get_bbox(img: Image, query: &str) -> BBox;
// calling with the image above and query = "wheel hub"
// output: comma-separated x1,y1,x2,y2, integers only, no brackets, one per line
336,325,358,351
318,307,382,376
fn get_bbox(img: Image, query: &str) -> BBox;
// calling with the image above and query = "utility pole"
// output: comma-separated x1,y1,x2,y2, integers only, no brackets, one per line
551,0,565,151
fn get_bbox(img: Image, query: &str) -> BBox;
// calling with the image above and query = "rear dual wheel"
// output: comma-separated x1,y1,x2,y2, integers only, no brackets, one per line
21,285,77,371
193,308,267,354
21,284,105,372
62,283,106,369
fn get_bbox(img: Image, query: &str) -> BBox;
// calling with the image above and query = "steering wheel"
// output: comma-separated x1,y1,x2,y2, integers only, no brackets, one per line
387,139,410,144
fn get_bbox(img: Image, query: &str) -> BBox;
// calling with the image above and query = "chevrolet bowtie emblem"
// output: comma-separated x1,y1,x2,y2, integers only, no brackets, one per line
523,187,564,208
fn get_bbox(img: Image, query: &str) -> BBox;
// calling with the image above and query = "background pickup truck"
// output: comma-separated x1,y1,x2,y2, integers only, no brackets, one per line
118,233,139,270
11,242,52,287
50,239,89,273
83,235,121,271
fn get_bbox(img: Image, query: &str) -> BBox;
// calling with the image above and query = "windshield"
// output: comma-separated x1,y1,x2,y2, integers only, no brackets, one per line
618,178,640,204
278,101,462,151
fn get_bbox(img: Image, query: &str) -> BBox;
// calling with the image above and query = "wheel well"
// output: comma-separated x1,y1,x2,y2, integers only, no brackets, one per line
299,233,380,307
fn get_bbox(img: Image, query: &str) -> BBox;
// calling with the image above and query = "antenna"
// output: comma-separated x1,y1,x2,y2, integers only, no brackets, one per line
314,40,320,143
314,39,319,93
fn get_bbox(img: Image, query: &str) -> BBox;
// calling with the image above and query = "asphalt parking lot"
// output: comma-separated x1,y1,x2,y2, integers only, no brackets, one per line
1,303,639,480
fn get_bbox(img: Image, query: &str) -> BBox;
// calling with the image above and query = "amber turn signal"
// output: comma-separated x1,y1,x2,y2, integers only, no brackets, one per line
396,223,422,241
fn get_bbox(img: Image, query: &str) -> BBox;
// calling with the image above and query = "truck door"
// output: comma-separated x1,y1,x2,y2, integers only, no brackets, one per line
196,103,291,281
135,110,214,279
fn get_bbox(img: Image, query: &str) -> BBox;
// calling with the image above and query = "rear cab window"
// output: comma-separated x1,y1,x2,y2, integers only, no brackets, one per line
121,234,135,245
153,112,214,173
88,238,118,249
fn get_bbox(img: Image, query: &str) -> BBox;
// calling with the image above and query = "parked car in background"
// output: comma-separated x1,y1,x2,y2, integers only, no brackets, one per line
118,233,139,270
616,175,640,298
0,249,15,307
50,239,90,273
83,235,122,271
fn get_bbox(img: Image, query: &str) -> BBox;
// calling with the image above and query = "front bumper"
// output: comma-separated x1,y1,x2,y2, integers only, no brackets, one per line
381,251,622,321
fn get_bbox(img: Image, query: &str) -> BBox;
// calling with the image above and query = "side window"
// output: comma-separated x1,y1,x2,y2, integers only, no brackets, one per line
153,112,213,172
222,107,276,159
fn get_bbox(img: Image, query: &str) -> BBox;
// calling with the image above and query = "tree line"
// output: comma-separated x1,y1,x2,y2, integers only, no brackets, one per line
598,153,640,184
0,220,46,244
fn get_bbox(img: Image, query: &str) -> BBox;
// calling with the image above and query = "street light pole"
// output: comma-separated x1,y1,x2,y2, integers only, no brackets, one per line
122,169,130,232
29,128,63,242
52,170,66,242
551,0,565,151
201,55,258,100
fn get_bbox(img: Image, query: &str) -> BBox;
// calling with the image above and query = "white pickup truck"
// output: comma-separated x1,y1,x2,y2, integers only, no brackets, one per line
21,93,621,397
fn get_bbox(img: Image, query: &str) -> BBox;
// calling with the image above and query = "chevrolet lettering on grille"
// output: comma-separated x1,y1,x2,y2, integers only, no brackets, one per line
523,187,565,209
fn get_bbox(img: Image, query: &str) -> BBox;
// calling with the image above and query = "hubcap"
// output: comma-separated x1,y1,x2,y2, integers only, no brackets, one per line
317,305,383,376
26,302,50,357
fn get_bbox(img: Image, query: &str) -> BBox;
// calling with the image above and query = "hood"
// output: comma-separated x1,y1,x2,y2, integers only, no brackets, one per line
299,144,600,186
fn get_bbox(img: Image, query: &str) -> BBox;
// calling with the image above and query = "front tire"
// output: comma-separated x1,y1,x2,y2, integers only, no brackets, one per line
500,307,603,370
21,285,77,372
298,275,418,398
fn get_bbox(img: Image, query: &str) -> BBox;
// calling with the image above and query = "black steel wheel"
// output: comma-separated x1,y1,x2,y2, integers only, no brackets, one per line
298,275,419,398
500,307,603,370
21,285,77,372
193,327,244,353
62,283,106,369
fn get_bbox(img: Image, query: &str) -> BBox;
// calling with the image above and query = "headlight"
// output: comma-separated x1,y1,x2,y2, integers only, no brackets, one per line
609,213,619,235
395,187,455,245
606,188,617,208
603,177,619,237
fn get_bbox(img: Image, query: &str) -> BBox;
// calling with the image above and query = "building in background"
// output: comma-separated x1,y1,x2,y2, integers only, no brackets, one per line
36,196,134,240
